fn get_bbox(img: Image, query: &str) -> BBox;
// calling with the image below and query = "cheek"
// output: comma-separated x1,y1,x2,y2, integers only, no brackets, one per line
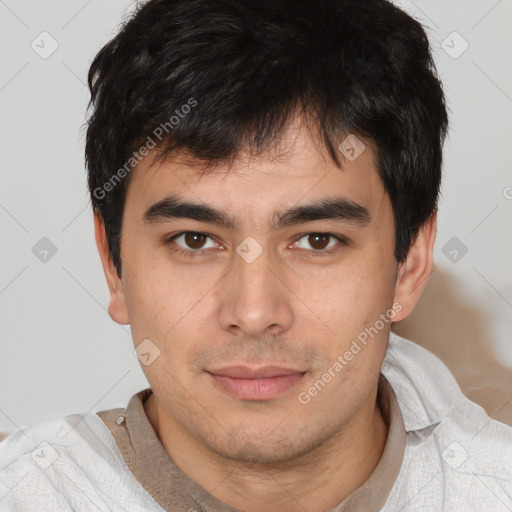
306,261,395,360
123,265,214,368
307,263,378,319
123,241,189,321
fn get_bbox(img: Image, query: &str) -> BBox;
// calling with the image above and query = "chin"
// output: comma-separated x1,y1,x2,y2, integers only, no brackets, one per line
204,425,329,466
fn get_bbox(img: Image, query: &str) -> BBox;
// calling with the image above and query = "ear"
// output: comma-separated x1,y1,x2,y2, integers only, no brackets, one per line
392,212,437,322
93,212,130,325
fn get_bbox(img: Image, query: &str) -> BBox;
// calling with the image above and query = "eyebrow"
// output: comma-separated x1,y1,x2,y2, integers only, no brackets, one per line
142,194,371,230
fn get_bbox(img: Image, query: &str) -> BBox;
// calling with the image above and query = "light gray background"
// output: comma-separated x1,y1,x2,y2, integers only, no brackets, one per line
0,0,511,434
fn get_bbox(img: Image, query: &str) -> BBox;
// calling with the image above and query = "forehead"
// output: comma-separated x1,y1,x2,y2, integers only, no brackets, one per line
124,119,387,228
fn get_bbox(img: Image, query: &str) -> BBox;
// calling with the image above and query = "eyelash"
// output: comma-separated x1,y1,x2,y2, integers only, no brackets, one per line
164,231,348,258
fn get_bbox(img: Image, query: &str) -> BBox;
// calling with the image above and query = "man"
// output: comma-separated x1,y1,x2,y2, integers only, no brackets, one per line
1,0,511,510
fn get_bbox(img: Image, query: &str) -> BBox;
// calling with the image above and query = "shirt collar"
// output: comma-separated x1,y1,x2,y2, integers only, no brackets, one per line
382,331,461,432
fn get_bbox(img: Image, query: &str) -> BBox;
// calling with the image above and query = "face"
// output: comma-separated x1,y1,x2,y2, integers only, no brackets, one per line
98,117,422,464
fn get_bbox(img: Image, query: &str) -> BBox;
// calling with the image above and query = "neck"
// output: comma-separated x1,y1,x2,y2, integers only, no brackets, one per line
145,388,388,512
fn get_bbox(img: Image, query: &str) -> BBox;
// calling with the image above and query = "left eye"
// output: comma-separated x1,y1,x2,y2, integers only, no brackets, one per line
292,233,344,252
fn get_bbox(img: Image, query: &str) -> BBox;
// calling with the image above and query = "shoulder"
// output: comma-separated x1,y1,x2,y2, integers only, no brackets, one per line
0,412,130,510
382,332,512,510
384,331,512,436
0,410,165,511
0,412,121,469
0,415,82,509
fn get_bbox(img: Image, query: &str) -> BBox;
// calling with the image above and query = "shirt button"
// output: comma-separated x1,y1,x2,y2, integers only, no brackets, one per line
116,415,125,426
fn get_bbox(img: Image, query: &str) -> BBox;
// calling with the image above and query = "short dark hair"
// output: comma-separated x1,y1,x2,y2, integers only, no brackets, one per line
85,0,449,278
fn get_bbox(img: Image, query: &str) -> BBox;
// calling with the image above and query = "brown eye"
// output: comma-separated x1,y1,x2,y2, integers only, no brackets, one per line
169,231,217,252
183,232,208,249
307,233,331,250
292,232,346,254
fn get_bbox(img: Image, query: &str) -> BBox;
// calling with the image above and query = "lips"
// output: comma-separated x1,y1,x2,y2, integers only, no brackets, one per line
209,365,304,379
207,365,306,401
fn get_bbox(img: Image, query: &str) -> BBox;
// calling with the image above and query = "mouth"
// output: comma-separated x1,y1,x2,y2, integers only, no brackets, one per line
206,365,307,401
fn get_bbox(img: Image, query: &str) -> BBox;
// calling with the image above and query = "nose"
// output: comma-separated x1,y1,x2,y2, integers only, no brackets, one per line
218,240,294,339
